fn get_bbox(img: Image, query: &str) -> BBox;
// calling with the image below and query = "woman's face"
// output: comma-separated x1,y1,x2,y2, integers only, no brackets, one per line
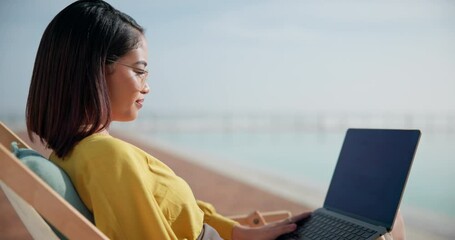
106,34,149,122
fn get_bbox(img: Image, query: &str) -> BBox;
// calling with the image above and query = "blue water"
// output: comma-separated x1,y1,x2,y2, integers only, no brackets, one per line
143,131,455,220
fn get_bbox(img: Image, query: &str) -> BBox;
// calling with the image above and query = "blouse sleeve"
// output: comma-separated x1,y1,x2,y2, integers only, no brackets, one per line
197,200,238,240
79,142,177,240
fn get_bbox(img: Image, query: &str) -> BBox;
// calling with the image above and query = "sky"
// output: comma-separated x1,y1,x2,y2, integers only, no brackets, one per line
1,0,455,119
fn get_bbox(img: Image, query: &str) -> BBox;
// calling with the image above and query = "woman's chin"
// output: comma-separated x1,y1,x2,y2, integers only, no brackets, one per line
112,113,139,122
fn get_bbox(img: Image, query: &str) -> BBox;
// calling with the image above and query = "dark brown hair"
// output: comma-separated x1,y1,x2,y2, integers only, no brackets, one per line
26,0,144,158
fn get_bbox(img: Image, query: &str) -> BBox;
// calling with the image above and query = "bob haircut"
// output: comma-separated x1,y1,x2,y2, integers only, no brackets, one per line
26,0,144,158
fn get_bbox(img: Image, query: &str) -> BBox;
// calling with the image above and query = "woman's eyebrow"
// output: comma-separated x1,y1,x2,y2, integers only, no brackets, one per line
134,60,147,67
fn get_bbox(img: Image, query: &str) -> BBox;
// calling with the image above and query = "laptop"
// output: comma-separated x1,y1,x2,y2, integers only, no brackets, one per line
277,128,421,240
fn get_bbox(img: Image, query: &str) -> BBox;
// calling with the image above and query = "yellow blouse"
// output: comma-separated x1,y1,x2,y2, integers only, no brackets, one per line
49,133,237,240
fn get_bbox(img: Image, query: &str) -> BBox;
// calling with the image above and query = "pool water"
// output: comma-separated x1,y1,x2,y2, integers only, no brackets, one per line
145,131,455,220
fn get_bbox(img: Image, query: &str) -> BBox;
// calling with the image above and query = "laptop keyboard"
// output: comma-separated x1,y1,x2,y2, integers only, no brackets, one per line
278,212,378,240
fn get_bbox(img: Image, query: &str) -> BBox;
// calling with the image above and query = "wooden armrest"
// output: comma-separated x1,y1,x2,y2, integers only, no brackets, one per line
229,210,292,227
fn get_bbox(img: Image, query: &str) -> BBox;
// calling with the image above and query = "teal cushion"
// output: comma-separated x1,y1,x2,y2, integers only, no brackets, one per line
10,142,94,239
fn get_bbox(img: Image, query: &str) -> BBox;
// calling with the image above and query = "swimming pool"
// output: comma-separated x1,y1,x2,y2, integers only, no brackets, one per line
145,131,453,215
135,129,455,238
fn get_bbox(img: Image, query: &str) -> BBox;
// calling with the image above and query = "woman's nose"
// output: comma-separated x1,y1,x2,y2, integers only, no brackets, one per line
141,82,150,94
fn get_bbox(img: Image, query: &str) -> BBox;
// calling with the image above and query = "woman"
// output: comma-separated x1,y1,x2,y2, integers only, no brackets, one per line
26,1,307,239
26,1,403,239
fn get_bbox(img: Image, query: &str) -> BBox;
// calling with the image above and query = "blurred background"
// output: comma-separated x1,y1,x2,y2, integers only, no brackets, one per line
1,0,454,239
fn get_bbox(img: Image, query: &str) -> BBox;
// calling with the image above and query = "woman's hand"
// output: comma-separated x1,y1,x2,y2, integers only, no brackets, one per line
232,212,311,240
390,210,405,240
231,210,404,240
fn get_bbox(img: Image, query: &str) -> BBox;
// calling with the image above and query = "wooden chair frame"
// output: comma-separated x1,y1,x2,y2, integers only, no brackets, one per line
0,122,108,239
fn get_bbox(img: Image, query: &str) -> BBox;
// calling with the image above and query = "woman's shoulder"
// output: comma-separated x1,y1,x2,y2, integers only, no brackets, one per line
79,133,128,149
72,133,144,165
74,134,119,153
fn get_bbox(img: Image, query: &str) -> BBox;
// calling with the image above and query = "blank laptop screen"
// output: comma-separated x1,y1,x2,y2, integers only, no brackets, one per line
324,129,420,230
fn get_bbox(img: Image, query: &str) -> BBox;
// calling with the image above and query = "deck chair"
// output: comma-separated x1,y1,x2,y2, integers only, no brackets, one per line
0,122,108,239
0,121,291,239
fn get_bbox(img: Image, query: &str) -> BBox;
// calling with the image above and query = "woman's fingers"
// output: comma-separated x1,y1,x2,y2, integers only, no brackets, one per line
271,211,312,227
290,211,312,223
276,222,298,234
232,212,312,240
262,212,311,239
263,222,297,240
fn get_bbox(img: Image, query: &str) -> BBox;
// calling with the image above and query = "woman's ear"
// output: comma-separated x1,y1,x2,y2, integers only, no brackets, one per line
105,63,115,75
